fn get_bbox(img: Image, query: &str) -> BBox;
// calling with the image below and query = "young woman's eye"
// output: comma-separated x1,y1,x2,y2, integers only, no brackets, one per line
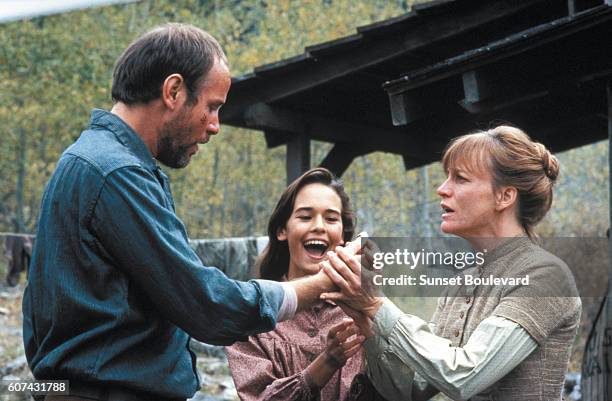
297,215,311,221
326,216,339,222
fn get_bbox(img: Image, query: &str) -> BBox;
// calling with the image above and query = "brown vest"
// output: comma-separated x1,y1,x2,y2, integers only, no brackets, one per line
432,237,581,400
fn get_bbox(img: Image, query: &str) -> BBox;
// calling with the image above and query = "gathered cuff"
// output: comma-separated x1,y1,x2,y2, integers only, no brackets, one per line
298,370,321,401
373,298,404,338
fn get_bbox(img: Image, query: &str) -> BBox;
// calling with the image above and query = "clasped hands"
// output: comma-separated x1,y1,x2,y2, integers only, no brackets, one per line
319,235,383,338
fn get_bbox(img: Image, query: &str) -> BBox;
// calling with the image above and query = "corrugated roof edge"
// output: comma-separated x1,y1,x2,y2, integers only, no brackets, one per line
253,53,313,76
230,8,417,81
355,11,417,34
413,0,458,15
228,0,457,84
231,72,256,84
305,33,363,57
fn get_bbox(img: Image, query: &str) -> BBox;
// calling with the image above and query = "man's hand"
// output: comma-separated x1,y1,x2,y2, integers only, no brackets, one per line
288,268,336,313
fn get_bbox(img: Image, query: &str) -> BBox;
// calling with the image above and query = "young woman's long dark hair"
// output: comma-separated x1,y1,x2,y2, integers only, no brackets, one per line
258,168,356,281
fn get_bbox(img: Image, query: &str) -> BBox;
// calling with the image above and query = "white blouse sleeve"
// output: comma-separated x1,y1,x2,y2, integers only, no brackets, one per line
364,299,538,401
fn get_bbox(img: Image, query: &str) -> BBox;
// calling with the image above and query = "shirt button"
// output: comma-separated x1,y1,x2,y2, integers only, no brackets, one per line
460,311,465,318
307,328,318,338
454,329,460,337
466,297,471,304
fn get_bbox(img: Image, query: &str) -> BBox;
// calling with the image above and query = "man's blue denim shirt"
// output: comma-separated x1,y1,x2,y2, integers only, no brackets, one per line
22,109,285,398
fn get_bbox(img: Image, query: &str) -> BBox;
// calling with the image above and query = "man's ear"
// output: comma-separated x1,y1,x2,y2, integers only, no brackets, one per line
495,186,518,212
277,227,287,241
161,74,185,110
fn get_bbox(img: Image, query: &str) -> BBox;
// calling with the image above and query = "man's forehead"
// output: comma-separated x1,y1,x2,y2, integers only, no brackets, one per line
199,59,231,88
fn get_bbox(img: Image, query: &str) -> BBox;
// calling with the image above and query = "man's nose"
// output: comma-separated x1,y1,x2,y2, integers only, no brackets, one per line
207,113,220,135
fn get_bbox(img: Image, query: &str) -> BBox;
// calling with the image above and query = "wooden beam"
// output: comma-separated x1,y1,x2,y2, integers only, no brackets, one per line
462,70,496,104
244,103,306,133
388,88,434,126
459,90,549,114
402,154,429,171
568,0,576,16
457,62,555,114
263,130,288,148
319,144,370,177
286,133,310,185
570,0,607,14
241,103,435,159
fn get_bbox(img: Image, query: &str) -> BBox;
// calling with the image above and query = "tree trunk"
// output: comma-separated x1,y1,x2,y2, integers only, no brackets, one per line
14,127,27,233
208,149,219,234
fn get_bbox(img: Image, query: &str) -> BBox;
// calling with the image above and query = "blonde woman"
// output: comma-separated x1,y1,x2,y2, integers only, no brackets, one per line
323,126,581,401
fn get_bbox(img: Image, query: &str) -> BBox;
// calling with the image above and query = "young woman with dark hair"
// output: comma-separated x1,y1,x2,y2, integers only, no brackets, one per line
226,168,379,401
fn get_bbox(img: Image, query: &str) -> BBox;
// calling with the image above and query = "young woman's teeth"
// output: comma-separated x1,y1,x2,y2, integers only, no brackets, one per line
304,240,328,256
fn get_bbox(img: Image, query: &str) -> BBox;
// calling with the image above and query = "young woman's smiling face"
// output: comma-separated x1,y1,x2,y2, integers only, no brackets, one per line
278,183,344,280
437,164,499,239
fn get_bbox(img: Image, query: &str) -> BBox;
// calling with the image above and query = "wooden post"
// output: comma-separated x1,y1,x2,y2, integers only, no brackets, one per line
608,80,612,293
319,144,368,178
286,133,310,185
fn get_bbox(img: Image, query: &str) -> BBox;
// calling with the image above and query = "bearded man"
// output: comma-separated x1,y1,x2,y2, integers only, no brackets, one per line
23,24,338,401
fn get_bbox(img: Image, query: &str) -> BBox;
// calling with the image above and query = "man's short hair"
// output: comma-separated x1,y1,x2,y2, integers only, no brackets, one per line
111,23,227,105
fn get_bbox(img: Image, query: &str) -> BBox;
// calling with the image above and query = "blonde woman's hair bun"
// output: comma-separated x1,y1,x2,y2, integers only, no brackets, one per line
535,142,559,182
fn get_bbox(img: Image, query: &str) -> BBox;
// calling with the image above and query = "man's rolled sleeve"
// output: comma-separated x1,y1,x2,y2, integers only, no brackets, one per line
277,281,298,321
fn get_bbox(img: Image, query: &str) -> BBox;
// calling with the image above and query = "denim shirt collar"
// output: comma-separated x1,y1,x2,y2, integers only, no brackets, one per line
89,108,157,171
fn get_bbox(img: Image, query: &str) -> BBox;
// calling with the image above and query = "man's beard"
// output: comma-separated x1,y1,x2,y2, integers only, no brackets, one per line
157,111,195,169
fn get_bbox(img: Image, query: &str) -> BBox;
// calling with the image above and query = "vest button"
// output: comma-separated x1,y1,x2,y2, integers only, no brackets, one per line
454,329,460,337
466,297,471,304
308,328,318,338
460,311,465,318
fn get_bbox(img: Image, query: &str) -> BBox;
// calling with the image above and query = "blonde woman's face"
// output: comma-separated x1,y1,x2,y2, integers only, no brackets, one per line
278,183,344,280
437,163,498,238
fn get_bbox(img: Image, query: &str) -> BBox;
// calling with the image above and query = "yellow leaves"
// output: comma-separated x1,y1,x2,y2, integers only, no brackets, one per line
178,9,193,20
